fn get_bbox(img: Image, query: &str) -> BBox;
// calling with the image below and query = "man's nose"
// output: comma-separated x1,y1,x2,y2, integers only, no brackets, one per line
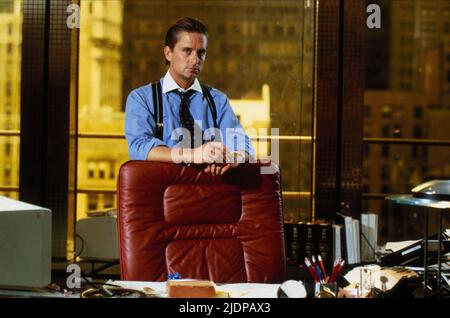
189,52,199,65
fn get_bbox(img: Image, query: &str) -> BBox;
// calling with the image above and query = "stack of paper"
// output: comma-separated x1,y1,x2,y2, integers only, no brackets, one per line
360,213,378,262
343,216,360,264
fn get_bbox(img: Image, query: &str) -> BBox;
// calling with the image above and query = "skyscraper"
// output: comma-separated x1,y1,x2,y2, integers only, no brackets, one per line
0,0,21,198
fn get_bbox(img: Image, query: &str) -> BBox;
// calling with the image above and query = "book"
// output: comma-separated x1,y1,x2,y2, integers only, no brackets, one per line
343,216,355,264
352,219,361,264
284,222,333,267
302,223,316,261
368,213,378,256
361,213,378,262
316,223,333,268
332,224,342,262
284,223,302,264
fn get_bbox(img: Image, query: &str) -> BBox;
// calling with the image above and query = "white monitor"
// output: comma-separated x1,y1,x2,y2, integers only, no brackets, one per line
0,196,51,288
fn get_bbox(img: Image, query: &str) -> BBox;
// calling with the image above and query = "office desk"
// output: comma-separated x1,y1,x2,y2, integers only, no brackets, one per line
107,280,281,298
0,287,79,298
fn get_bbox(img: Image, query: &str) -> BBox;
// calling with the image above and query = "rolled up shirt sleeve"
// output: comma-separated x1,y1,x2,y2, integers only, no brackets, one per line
217,96,256,160
124,89,167,160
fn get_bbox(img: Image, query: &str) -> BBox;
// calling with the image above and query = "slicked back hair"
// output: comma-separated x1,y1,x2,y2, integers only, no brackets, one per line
164,17,208,65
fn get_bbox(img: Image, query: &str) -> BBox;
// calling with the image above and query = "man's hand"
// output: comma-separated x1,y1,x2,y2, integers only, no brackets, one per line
191,142,228,164
203,150,247,176
203,163,232,176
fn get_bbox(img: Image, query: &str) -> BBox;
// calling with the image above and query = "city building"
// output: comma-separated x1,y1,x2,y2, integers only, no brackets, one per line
0,0,21,199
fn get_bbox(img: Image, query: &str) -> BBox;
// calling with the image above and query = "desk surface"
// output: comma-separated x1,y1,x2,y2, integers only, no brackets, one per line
108,280,281,298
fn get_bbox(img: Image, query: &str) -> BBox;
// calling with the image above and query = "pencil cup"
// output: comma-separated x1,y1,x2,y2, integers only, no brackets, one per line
314,282,338,298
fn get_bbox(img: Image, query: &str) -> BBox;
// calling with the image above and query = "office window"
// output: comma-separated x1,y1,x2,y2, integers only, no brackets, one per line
77,0,316,224
103,193,114,209
0,0,22,200
364,1,450,242
87,194,98,211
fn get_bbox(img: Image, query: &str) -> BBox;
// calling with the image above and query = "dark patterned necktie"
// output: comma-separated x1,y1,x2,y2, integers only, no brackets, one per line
177,89,196,147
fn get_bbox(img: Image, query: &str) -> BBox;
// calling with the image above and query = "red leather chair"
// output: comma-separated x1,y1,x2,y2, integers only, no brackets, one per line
117,161,285,283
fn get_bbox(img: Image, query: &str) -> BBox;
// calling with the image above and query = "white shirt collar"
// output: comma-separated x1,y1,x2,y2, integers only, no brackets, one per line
162,71,203,94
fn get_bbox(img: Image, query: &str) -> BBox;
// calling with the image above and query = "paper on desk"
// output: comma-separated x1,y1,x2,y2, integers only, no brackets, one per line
216,283,279,298
107,280,280,298
385,240,419,252
344,265,419,292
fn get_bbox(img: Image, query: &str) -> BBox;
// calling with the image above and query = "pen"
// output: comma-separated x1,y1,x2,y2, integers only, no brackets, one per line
316,264,323,282
330,259,345,283
305,257,319,282
336,260,345,276
317,255,328,282
329,259,339,283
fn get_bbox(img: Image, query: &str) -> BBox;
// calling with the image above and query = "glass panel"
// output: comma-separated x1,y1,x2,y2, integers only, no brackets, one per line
362,198,450,244
363,144,450,195
283,196,311,224
76,138,128,220
365,0,450,139
0,0,22,195
364,0,450,243
77,0,316,222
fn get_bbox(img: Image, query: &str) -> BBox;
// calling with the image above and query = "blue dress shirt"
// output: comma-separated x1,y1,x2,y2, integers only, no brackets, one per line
125,73,255,160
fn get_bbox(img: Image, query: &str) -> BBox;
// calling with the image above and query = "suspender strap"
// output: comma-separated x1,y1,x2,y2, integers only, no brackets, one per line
201,84,218,129
151,82,164,140
150,81,218,141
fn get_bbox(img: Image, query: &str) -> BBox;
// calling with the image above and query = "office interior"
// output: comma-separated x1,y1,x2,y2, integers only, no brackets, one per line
1,0,450,298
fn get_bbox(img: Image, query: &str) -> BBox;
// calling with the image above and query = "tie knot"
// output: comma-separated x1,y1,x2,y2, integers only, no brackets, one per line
177,89,195,102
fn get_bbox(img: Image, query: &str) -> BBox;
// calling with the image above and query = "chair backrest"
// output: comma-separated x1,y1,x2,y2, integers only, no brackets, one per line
117,161,286,283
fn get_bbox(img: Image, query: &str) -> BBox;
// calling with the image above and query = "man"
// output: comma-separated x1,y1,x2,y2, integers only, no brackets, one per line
125,17,254,176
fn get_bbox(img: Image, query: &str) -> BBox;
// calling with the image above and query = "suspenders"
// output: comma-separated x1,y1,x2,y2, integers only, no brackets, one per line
200,84,218,130
151,81,164,141
150,81,218,141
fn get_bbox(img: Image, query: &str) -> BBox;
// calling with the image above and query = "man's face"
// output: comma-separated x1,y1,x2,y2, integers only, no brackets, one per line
164,31,207,88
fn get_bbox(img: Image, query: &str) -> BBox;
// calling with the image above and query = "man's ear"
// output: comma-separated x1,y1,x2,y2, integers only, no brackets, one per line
164,46,172,63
